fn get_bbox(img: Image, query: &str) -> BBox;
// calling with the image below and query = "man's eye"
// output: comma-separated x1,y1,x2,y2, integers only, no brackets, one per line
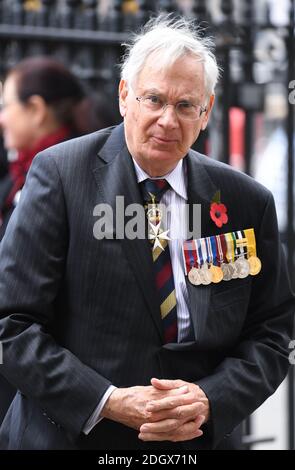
178,102,193,109
146,95,161,105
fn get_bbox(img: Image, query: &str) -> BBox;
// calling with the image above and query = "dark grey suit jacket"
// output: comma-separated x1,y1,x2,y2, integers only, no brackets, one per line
0,124,293,449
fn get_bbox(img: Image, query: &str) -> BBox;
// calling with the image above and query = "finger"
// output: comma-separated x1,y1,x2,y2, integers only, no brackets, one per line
139,416,205,442
140,417,186,434
151,378,185,390
146,391,197,412
147,402,205,423
139,427,203,442
163,384,189,396
140,404,205,433
140,415,205,441
149,384,188,401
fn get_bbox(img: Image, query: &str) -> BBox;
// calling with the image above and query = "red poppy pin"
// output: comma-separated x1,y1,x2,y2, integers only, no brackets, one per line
210,190,228,228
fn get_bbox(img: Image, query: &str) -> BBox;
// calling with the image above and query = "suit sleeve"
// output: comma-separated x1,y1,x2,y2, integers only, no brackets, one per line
197,192,294,448
0,152,111,440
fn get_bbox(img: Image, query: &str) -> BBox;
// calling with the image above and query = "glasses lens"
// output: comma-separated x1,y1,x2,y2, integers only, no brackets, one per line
142,96,163,111
176,103,202,121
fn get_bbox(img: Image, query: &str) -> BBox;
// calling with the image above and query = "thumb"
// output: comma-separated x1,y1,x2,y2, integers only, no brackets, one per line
151,378,186,390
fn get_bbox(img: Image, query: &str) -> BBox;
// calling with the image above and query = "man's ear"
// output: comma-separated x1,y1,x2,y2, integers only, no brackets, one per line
118,79,128,117
201,94,215,131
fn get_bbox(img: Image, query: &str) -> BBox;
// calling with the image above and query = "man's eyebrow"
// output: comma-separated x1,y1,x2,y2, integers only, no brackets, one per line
139,88,198,102
139,88,162,95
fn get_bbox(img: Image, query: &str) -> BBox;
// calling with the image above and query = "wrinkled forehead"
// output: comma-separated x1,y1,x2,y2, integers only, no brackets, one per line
134,51,206,96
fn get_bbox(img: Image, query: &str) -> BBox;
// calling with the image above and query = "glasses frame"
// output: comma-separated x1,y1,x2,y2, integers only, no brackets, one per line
135,93,207,121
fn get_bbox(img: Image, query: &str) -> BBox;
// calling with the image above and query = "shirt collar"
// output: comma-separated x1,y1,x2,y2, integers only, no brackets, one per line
132,158,187,201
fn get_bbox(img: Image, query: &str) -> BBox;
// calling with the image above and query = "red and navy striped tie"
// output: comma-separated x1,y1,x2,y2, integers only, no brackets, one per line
141,179,178,343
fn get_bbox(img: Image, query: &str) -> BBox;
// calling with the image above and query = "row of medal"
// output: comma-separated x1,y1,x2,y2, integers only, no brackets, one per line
182,228,262,285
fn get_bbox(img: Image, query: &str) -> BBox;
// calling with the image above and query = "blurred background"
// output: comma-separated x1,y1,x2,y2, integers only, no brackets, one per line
0,0,294,450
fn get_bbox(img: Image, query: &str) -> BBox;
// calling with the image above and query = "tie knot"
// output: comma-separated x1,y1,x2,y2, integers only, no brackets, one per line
141,178,170,204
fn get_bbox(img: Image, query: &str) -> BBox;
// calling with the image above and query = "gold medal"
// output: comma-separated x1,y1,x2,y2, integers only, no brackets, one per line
210,265,224,283
248,255,262,275
244,229,262,276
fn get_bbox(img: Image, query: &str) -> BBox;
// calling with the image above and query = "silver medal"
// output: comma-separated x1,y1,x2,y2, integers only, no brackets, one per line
235,257,250,278
199,264,212,285
221,263,234,281
188,267,202,285
229,261,239,279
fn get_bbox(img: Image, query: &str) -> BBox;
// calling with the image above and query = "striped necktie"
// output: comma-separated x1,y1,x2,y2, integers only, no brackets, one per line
141,179,178,343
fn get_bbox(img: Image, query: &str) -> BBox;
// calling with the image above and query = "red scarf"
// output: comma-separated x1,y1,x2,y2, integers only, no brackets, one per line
5,126,71,209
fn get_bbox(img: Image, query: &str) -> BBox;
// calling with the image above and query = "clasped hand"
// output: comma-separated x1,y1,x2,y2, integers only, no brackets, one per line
102,378,209,442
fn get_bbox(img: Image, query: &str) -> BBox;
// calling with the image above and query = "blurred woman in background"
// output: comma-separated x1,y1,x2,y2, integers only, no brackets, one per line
0,56,105,425
0,56,87,238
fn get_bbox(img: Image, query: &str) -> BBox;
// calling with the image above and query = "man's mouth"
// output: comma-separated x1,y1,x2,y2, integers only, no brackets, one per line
152,136,178,144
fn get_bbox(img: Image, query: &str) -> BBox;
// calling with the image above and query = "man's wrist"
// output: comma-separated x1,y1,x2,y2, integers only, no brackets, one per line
101,387,125,421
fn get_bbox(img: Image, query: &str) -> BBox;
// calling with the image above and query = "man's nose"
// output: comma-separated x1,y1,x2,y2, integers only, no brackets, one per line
157,104,179,128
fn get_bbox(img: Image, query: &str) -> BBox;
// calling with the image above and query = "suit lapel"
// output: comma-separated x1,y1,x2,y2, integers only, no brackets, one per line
186,151,218,340
92,124,163,341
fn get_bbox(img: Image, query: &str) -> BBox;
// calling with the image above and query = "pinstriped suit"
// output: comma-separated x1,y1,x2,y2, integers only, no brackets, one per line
0,123,293,449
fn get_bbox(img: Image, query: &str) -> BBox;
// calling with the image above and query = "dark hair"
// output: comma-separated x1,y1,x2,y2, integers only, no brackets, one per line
8,56,86,133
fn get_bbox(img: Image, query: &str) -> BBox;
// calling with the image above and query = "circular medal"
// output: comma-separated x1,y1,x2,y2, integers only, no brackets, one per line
210,265,224,283
199,264,212,285
235,257,250,278
188,267,202,285
221,262,234,281
248,256,262,275
229,261,239,279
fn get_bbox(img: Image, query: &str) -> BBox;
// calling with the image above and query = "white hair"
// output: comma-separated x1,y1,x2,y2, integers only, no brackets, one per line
120,14,221,100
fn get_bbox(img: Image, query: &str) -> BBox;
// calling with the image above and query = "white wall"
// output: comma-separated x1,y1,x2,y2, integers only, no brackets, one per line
251,378,288,450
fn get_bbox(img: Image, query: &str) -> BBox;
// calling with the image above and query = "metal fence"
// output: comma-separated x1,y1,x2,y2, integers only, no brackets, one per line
0,0,294,450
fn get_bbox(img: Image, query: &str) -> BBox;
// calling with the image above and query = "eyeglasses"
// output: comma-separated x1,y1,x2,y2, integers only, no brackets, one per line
135,93,207,121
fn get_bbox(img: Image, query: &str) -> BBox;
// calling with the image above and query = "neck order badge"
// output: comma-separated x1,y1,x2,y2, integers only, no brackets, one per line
141,179,178,343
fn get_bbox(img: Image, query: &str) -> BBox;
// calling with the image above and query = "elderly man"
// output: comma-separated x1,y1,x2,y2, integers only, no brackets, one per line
0,16,293,450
